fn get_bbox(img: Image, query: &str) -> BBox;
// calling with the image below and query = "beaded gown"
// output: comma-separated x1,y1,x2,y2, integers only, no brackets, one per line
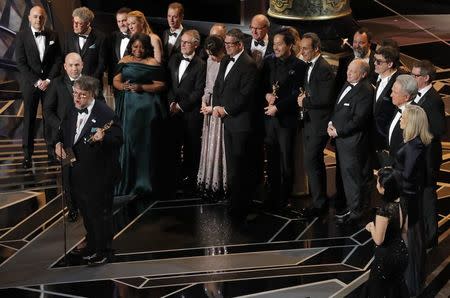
367,200,409,297
197,57,227,199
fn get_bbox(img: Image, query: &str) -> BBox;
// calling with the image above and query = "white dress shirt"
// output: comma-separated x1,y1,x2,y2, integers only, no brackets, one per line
306,54,321,83
375,70,396,102
119,33,130,59
74,99,95,144
178,53,194,82
250,35,269,58
31,27,45,62
337,82,356,104
388,103,408,145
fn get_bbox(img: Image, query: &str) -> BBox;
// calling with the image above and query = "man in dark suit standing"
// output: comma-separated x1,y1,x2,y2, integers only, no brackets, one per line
371,45,403,164
297,33,335,218
213,28,258,220
335,28,376,91
44,52,83,150
163,2,185,62
63,7,106,99
167,29,206,192
411,60,446,248
387,74,418,160
107,7,131,88
262,29,306,211
55,76,122,266
15,5,62,168
328,59,374,222
244,14,273,68
44,52,83,221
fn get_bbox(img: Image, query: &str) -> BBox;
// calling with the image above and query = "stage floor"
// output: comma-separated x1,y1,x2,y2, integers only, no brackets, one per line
1,14,450,298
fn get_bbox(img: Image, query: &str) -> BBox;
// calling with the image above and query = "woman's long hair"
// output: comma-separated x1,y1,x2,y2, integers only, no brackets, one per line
128,10,153,35
402,105,433,145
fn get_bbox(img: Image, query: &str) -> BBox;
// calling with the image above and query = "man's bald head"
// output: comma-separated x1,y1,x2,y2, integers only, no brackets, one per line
28,6,46,31
64,52,83,80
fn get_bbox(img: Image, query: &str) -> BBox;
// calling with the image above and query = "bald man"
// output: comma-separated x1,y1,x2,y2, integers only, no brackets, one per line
15,5,62,168
244,14,273,67
328,59,373,223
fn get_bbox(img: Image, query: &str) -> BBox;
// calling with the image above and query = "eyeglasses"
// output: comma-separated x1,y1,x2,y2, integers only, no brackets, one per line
249,25,266,31
181,40,193,45
410,73,423,78
73,90,89,99
224,41,239,46
374,59,387,65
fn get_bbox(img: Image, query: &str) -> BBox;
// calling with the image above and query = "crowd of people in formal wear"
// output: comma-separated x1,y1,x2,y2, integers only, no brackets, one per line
15,3,446,294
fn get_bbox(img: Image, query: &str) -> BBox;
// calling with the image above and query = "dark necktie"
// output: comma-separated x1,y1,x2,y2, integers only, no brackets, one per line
181,57,191,62
77,107,88,114
78,34,88,39
34,31,44,37
169,32,178,37
254,40,265,47
229,57,235,62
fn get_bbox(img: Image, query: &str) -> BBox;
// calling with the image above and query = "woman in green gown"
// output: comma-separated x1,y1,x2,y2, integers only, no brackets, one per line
113,33,166,197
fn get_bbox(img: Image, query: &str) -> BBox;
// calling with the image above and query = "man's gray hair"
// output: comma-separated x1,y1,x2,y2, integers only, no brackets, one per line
72,7,94,23
395,74,418,99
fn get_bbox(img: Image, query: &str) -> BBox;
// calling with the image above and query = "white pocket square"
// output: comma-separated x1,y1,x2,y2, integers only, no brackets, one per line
89,44,96,49
49,40,55,45
344,103,350,106
91,119,96,123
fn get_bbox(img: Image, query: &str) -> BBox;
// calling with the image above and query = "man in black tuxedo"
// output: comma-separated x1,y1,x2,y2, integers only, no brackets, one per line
213,28,258,220
262,29,307,211
44,52,83,149
55,76,122,266
387,74,418,160
107,7,131,88
15,5,62,168
372,45,403,161
297,33,335,218
335,28,376,91
163,2,185,62
63,7,106,99
167,29,206,192
44,52,83,221
244,14,273,68
411,60,446,248
328,59,374,222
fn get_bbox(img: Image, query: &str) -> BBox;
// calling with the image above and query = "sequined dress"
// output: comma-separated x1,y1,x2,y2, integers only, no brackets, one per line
197,57,227,199
367,200,409,298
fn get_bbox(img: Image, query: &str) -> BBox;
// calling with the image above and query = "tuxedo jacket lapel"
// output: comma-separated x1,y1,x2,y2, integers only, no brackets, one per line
178,58,196,85
68,109,77,147
114,34,121,60
80,34,94,57
26,27,41,63
72,34,81,55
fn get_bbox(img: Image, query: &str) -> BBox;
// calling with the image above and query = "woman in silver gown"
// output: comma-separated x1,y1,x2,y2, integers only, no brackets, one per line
197,35,227,200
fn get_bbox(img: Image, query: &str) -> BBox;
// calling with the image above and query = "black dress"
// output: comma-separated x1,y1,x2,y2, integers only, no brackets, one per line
395,137,427,296
367,201,409,298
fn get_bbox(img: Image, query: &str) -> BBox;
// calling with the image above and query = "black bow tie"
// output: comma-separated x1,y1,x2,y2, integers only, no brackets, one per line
77,107,88,114
306,62,313,68
78,34,88,39
121,33,130,39
34,31,44,37
229,57,235,62
396,107,403,114
169,32,178,37
181,57,191,62
254,40,265,47
69,80,75,86
416,91,421,97
344,82,354,89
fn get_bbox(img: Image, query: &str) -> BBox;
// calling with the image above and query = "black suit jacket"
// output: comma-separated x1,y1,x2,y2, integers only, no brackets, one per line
331,79,373,139
107,31,129,84
43,74,74,144
163,28,185,62
261,54,307,128
335,51,376,91
302,55,336,137
63,29,106,81
388,111,404,159
58,100,123,191
15,26,62,88
213,52,258,132
372,71,402,150
167,53,206,114
415,87,446,179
